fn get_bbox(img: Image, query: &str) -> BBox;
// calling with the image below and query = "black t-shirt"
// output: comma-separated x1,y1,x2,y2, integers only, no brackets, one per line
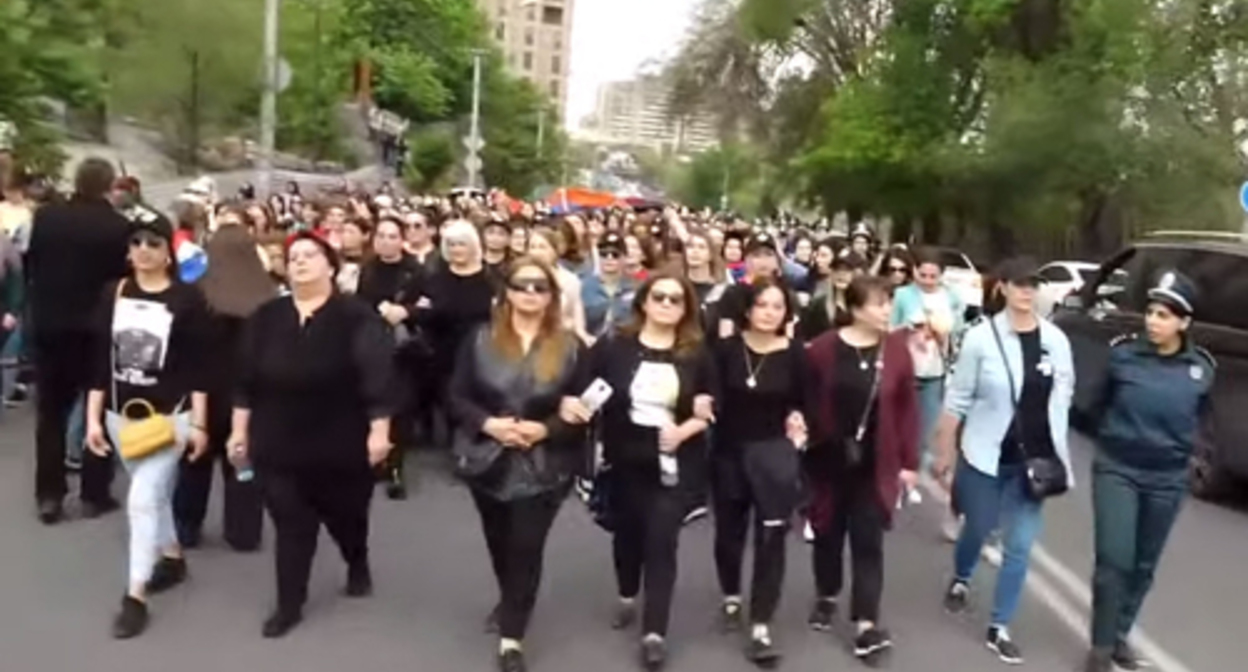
829,334,881,476
714,335,808,450
999,328,1056,466
93,279,210,415
418,267,495,375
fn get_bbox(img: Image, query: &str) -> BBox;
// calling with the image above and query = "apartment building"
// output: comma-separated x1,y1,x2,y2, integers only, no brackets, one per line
587,75,719,154
478,0,574,121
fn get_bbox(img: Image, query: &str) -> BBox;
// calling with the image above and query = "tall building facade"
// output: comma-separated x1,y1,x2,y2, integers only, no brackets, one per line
478,0,574,122
588,76,719,154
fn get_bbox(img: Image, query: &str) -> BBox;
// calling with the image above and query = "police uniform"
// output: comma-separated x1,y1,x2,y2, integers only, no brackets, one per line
1086,270,1214,670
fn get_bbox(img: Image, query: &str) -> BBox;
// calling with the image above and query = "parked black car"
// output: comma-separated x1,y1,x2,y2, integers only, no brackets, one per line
1053,231,1248,499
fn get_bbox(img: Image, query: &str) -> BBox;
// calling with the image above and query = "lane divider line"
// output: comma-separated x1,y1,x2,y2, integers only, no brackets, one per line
916,474,1198,672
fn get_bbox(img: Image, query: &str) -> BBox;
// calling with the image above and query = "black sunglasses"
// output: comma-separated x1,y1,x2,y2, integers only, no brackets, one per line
648,290,685,306
129,233,165,249
888,264,909,274
507,278,553,295
599,249,623,260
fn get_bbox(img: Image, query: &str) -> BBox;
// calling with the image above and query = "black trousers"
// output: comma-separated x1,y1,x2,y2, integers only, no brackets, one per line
173,392,263,550
471,487,565,640
712,456,787,624
612,467,687,637
812,475,885,623
33,329,113,504
262,466,374,613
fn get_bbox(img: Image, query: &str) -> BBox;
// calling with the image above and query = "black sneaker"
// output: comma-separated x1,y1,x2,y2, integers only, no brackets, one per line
808,598,837,631
1084,649,1113,672
682,505,709,525
64,455,82,472
853,626,893,658
943,579,970,614
145,557,187,594
611,600,638,630
37,499,63,525
498,649,527,672
986,626,1023,665
719,599,745,633
640,636,667,671
385,467,407,500
81,497,121,520
1112,640,1149,670
111,596,148,639
262,608,303,638
745,631,781,668
345,563,373,597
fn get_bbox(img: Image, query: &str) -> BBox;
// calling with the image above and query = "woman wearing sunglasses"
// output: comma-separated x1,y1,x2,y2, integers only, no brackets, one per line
450,257,588,672
568,272,715,670
83,208,211,639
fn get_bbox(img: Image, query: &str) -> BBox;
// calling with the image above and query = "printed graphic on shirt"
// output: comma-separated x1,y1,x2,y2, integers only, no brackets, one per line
629,361,679,428
112,297,174,386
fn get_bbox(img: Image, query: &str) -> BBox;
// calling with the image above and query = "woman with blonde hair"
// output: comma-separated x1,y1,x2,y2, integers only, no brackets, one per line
527,228,590,343
451,256,588,672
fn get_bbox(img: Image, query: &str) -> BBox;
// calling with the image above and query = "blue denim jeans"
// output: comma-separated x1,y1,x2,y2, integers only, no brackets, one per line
0,323,20,417
953,457,1043,626
915,377,945,470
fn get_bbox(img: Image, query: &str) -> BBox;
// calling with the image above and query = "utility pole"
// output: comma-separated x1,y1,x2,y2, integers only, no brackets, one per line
536,107,546,159
465,49,486,188
259,0,280,196
720,162,731,212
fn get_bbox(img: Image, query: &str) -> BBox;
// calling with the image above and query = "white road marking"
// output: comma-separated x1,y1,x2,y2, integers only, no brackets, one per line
917,474,1199,672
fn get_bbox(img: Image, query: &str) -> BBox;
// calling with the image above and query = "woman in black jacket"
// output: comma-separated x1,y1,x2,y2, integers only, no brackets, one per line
570,271,715,671
450,257,587,672
357,215,426,499
228,231,394,639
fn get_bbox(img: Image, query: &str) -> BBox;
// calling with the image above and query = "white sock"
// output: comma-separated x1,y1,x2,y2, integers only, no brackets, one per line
643,633,663,644
499,638,522,653
752,623,770,641
619,596,636,606
857,621,874,635
724,596,742,609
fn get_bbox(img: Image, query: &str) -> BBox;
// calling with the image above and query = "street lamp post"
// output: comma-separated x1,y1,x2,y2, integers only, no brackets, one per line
259,0,280,196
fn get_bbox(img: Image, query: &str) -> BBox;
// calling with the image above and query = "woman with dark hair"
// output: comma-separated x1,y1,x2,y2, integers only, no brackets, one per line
710,277,810,664
878,248,915,290
245,201,278,236
357,216,426,500
173,204,276,552
482,215,513,288
451,256,588,672
567,272,715,670
83,208,211,638
800,252,867,341
804,275,919,663
229,231,394,638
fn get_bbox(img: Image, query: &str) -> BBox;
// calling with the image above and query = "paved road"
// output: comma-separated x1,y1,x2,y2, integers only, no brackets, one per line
1,407,1091,672
1039,434,1248,671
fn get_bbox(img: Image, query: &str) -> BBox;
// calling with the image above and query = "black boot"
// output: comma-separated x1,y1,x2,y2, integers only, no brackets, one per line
262,608,303,638
37,499,64,525
385,466,407,501
112,596,149,639
345,563,373,597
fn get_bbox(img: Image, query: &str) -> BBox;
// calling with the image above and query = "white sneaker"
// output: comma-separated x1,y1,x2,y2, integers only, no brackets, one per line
941,514,964,544
803,520,815,543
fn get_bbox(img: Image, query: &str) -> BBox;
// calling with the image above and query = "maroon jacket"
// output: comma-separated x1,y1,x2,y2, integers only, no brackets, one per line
805,329,920,530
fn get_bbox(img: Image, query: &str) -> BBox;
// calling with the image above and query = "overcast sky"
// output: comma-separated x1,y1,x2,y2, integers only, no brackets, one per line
567,0,699,128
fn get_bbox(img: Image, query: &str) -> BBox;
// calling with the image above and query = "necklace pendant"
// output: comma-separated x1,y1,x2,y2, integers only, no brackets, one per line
860,361,870,371
746,375,757,389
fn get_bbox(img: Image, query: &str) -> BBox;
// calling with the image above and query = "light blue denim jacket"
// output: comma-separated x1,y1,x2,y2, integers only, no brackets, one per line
944,312,1076,483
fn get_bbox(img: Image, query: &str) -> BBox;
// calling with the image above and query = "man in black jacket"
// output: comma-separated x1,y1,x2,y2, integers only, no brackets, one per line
27,157,131,524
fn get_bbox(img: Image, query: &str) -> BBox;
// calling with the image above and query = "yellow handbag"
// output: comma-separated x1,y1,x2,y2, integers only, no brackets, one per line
116,399,177,460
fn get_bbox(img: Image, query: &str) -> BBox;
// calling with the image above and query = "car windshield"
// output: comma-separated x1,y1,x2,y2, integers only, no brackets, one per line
939,250,971,269
1078,268,1098,283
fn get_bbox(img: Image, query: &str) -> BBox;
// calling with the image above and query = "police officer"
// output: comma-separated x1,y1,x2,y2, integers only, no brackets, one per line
1083,270,1214,672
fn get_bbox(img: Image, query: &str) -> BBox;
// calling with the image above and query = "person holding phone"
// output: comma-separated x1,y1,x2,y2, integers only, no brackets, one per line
449,257,588,672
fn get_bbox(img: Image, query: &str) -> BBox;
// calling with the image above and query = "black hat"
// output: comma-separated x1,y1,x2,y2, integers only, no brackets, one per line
745,231,778,256
1147,269,1197,316
850,222,874,241
125,204,174,247
598,232,626,253
483,214,510,232
832,250,867,271
994,256,1044,286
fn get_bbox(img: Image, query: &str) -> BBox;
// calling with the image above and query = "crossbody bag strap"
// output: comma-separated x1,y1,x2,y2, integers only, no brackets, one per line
987,318,1026,452
854,345,885,442
109,279,125,415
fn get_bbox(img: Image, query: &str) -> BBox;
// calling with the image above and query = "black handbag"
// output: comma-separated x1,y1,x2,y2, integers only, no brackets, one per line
845,347,883,468
987,319,1069,501
452,431,506,479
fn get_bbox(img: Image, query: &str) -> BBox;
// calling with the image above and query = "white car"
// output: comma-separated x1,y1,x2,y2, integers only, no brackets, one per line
1037,261,1100,316
933,248,984,318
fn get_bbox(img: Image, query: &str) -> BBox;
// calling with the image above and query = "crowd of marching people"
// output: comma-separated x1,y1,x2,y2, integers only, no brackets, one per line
0,152,1218,672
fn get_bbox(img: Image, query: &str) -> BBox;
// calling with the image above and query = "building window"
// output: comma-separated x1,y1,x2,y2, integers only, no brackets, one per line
542,6,563,25
553,34,562,51
496,23,506,40
549,80,560,97
525,28,534,46
551,55,561,74
526,7,535,21
523,52,533,70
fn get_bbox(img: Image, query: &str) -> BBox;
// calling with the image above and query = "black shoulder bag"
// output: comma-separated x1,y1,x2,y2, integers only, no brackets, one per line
987,319,1068,500
845,346,884,468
